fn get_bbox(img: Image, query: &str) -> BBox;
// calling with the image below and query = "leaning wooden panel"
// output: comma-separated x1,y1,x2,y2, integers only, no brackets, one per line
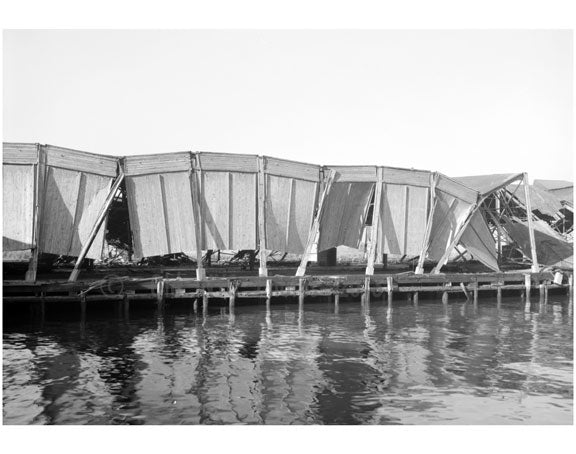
459,210,499,271
200,171,230,249
318,182,373,250
265,174,291,252
436,175,478,205
3,164,35,251
288,179,318,253
426,190,470,261
125,174,169,258
122,152,191,176
380,184,407,255
68,173,112,259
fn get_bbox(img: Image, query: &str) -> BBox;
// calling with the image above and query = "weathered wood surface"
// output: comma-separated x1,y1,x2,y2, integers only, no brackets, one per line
3,164,35,251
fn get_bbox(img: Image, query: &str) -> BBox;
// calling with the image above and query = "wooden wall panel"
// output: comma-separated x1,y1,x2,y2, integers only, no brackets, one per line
405,186,429,255
265,175,291,252
3,143,38,165
123,152,191,176
39,167,82,256
380,184,407,255
125,175,169,258
43,145,117,177
200,171,230,250
3,164,35,251
160,172,196,254
230,172,257,250
318,182,373,251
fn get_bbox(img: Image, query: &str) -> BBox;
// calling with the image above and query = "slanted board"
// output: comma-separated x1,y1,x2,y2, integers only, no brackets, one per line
426,190,471,261
436,175,478,205
3,164,35,251
125,174,169,258
265,175,318,253
328,166,377,183
200,171,257,250
39,167,112,259
510,184,564,217
377,184,429,256
459,210,499,271
502,216,573,268
69,173,111,259
318,182,373,251
43,145,118,177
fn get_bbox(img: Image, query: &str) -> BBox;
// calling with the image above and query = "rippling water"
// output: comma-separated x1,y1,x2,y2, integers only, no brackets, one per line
3,296,573,425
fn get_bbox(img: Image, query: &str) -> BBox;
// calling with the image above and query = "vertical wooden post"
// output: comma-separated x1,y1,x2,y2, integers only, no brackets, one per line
473,282,479,305
265,278,272,305
26,145,46,282
524,274,531,301
497,286,502,304
257,156,268,277
416,173,438,274
69,171,125,282
442,289,449,304
364,276,371,304
568,274,573,296
156,279,165,308
413,292,419,306
386,276,393,306
190,153,205,280
298,278,306,306
202,291,208,316
495,195,502,262
229,280,237,309
460,283,470,301
523,173,539,273
366,167,383,276
296,170,335,276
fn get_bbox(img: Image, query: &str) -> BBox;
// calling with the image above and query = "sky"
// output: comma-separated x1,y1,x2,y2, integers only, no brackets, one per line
3,29,573,181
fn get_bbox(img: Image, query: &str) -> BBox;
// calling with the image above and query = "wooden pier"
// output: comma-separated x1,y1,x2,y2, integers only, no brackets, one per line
3,269,572,310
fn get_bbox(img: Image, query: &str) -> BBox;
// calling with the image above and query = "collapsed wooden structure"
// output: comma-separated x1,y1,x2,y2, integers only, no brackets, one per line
3,143,572,292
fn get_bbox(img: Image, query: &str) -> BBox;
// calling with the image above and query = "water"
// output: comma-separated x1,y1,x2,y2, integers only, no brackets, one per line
3,296,573,425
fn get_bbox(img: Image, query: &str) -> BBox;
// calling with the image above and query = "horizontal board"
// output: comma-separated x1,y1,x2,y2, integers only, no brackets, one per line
43,145,118,177
264,156,321,182
328,166,378,182
436,175,478,205
382,167,431,187
122,152,192,175
196,152,258,173
3,143,39,165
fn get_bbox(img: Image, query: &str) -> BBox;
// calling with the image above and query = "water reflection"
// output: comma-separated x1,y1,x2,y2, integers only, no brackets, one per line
3,296,573,425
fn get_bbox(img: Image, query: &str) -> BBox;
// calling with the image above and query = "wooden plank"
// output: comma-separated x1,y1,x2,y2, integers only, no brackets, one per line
122,152,191,176
264,156,320,182
3,142,39,165
296,170,335,276
257,156,268,276
328,166,377,183
264,174,291,251
189,158,204,279
382,167,431,187
160,172,196,255
381,183,407,255
366,167,383,275
405,185,429,255
200,171,229,249
69,173,125,281
43,145,118,177
436,174,478,205
524,173,540,272
197,152,258,173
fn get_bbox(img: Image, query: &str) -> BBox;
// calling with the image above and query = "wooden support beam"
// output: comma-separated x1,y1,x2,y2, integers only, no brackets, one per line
460,282,470,301
257,156,268,277
524,274,532,301
69,171,125,282
26,145,46,282
431,203,478,274
387,276,394,306
296,170,335,276
229,279,238,308
364,276,371,303
156,279,165,308
366,167,383,276
523,173,539,273
416,173,438,274
190,154,205,280
299,278,307,306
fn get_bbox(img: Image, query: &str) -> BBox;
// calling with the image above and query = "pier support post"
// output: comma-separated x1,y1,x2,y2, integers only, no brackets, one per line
524,274,531,301
497,286,502,305
156,279,165,309
460,283,470,301
416,173,438,274
569,274,573,297
386,276,394,306
364,276,371,304
413,292,419,306
202,291,208,316
265,279,272,305
473,282,479,305
229,280,238,309
299,278,307,307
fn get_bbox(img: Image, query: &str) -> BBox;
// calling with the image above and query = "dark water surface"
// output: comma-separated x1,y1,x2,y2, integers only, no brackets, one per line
3,296,573,425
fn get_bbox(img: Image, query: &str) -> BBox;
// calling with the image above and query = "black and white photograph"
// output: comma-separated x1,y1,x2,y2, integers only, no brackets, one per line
1,2,574,450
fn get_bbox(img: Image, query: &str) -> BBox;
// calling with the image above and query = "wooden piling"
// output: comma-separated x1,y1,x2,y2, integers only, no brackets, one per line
364,276,371,304
299,278,307,306
544,281,549,303
387,276,393,307
524,274,531,301
156,279,165,308
460,283,470,301
229,280,238,309
568,274,573,296
202,291,208,315
413,292,419,306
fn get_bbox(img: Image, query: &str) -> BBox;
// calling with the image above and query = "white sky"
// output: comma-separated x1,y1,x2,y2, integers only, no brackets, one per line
3,29,573,181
